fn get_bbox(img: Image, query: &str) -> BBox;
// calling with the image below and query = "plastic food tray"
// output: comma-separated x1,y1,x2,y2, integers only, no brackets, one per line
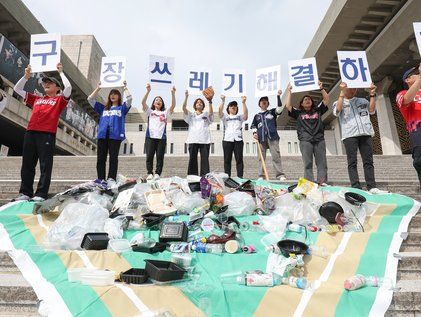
81,270,115,286
81,233,109,250
144,259,186,282
188,182,201,192
67,268,98,283
120,268,149,284
144,190,177,215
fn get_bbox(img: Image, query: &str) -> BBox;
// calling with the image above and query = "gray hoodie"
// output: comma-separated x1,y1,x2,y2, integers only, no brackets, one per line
333,97,375,140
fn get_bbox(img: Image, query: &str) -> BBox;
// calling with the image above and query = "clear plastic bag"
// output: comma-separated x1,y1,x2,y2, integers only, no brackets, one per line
46,202,109,250
104,215,128,239
168,190,207,214
78,192,113,210
224,191,256,216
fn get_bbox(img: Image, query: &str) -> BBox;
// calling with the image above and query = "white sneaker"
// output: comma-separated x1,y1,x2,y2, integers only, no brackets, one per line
153,174,160,180
146,174,154,181
31,196,45,202
12,194,31,202
368,188,389,195
278,175,287,182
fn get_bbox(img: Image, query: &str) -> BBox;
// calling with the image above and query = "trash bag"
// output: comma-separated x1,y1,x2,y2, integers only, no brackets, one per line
224,191,256,216
104,215,128,239
46,202,109,250
169,191,207,214
258,214,288,233
254,186,280,215
78,192,113,210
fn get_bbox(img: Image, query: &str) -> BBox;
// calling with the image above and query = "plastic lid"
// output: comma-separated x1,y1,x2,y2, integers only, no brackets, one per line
109,239,131,253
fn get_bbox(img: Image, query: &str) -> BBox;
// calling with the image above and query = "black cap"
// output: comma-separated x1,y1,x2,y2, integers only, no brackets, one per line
258,96,269,104
41,76,62,90
402,66,419,83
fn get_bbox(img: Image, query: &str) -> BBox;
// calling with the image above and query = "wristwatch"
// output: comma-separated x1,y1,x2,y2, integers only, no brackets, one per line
369,93,377,98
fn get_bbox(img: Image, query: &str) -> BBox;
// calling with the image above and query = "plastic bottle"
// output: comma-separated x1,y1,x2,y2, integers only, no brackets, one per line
265,244,281,254
282,276,313,290
191,242,223,255
308,245,329,259
344,275,394,290
220,271,281,287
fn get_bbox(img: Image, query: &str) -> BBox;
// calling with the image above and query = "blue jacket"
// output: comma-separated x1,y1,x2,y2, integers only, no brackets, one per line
251,96,283,142
94,102,130,140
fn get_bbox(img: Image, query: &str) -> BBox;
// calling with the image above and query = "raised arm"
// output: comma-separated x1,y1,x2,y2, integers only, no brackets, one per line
14,65,31,98
169,86,176,114
285,85,293,112
57,63,71,99
87,82,101,107
123,81,132,107
335,82,347,114
319,81,329,105
218,95,225,118
241,96,248,121
403,63,421,105
275,89,284,115
141,83,151,112
368,83,377,114
182,90,189,115
208,99,214,118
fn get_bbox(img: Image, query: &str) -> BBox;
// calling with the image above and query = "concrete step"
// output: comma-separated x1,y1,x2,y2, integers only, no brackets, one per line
386,279,421,316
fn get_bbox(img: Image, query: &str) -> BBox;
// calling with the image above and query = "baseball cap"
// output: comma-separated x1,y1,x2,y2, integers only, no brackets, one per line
402,66,419,82
41,76,62,90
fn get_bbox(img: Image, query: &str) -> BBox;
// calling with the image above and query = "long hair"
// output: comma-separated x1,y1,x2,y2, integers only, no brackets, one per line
105,89,122,110
151,96,165,111
193,98,205,111
298,95,316,111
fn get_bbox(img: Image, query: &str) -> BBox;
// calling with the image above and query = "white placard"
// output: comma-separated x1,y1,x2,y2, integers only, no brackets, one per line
0,145,9,159
187,68,212,95
255,65,281,97
288,58,319,93
413,23,421,57
100,56,127,88
337,51,372,88
149,55,175,90
30,33,61,73
222,69,246,97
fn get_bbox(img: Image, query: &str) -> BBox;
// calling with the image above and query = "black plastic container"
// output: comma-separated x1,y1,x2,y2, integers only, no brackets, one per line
345,192,366,206
159,222,188,242
132,242,167,254
120,268,149,284
188,182,201,192
81,232,109,250
224,177,240,188
144,259,186,282
277,239,309,258
142,213,166,228
319,201,344,224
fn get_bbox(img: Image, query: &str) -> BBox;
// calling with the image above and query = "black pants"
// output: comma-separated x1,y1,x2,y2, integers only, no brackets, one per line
97,137,122,180
145,137,166,175
19,131,56,199
188,143,210,176
412,146,421,187
343,135,376,190
223,140,244,178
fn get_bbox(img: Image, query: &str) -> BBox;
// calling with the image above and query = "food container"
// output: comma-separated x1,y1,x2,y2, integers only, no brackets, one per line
80,270,115,286
81,233,109,250
120,268,149,284
144,259,186,282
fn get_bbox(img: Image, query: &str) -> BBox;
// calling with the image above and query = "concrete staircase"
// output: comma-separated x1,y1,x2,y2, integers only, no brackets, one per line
0,155,419,316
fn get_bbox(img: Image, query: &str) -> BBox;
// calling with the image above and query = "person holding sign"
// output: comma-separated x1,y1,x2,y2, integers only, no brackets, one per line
285,81,329,184
333,82,386,194
12,63,72,202
88,82,132,181
218,95,248,178
183,88,214,176
141,83,176,180
396,64,421,188
251,91,286,181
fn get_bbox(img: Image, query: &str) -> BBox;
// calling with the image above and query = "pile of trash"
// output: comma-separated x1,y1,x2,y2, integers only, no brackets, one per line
33,173,391,292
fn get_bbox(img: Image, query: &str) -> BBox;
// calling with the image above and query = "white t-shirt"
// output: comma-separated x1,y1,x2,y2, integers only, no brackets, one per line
0,94,6,114
184,111,213,144
146,108,171,139
221,113,245,142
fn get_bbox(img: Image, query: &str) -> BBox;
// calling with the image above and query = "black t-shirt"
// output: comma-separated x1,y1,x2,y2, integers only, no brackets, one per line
288,102,328,142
